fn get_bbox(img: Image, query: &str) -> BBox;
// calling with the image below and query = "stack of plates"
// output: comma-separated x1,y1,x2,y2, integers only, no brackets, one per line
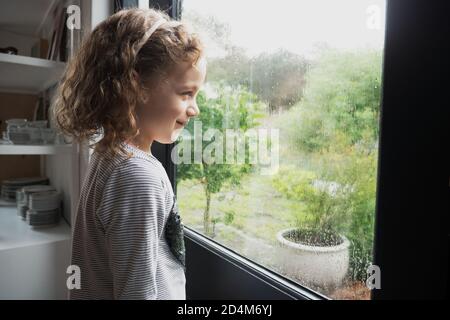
16,185,55,219
29,190,61,211
4,118,28,144
1,177,49,201
3,119,54,145
26,190,61,227
27,208,61,227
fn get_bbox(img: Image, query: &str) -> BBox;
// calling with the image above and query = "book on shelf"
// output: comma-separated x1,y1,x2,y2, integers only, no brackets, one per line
31,39,49,59
52,6,67,61
47,4,68,62
59,10,69,62
46,29,56,60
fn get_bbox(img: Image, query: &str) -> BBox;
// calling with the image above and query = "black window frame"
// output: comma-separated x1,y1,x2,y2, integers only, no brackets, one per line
371,0,448,300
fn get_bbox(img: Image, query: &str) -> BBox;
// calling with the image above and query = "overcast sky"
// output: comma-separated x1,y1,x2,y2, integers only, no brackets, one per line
183,0,386,58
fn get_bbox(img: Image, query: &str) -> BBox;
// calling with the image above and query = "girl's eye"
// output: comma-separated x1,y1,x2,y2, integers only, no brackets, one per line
181,92,193,97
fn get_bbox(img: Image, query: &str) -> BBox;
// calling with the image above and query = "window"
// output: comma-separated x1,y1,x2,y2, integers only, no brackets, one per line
175,0,386,299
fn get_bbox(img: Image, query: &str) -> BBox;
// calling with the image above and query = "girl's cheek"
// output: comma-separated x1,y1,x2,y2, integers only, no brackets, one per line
178,100,189,114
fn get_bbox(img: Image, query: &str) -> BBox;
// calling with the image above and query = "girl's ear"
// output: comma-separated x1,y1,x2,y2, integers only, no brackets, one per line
132,69,140,83
141,92,149,103
132,69,151,104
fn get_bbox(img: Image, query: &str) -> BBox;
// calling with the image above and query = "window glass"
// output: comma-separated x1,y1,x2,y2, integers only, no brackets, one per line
176,0,386,299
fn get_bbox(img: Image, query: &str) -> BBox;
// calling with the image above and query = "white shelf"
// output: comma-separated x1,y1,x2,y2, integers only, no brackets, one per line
0,202,71,251
0,53,66,94
0,144,72,155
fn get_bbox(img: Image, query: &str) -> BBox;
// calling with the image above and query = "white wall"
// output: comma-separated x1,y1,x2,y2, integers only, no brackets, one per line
0,240,71,299
0,30,38,57
91,0,114,30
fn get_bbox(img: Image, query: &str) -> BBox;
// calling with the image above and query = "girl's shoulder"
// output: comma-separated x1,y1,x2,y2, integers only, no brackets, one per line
90,142,173,199
88,145,157,183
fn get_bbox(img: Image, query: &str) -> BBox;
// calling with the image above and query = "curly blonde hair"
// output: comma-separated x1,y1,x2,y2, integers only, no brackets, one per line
53,8,204,156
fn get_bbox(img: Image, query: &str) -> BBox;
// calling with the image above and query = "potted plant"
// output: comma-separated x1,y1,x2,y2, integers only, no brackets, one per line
272,167,351,289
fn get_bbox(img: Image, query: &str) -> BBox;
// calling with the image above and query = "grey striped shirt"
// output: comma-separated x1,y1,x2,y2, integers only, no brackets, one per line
69,142,186,300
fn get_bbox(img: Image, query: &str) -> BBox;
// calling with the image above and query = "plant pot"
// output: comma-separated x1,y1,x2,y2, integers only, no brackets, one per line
276,228,350,289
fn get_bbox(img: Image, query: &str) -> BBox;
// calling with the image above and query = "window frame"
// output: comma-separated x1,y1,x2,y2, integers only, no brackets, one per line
371,0,449,300
184,226,328,300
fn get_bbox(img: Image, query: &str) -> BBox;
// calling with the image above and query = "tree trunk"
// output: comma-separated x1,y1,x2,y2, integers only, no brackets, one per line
203,188,212,237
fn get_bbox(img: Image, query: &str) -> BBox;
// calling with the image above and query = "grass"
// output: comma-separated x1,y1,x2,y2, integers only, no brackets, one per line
176,111,314,244
175,112,373,300
177,172,300,245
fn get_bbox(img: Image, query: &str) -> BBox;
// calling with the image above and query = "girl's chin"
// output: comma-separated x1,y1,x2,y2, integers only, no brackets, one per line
155,138,175,144
170,128,183,142
155,129,183,144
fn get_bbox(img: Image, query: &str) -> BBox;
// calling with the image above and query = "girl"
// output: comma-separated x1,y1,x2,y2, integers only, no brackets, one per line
53,8,206,299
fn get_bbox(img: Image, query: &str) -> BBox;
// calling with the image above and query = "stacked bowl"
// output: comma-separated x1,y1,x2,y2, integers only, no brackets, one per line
1,176,49,201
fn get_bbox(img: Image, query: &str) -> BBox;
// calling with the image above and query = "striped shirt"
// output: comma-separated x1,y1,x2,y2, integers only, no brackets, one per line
69,142,186,300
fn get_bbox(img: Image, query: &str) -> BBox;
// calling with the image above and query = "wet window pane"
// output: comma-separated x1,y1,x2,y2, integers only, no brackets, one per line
176,0,386,299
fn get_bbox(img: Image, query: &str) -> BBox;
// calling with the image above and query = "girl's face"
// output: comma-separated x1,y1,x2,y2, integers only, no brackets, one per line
135,56,207,146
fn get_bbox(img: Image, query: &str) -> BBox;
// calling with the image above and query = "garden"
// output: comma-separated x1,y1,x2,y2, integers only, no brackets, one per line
177,10,383,300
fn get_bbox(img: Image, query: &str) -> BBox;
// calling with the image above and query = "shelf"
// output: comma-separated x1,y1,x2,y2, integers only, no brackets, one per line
0,144,72,155
0,202,71,251
0,53,66,94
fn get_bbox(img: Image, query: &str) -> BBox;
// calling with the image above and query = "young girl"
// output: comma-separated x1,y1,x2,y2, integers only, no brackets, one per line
53,8,206,299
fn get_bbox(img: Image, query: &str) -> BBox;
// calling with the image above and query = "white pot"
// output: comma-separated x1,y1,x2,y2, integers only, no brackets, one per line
276,228,350,288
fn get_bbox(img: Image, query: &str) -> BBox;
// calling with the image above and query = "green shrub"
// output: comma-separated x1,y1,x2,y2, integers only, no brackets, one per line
223,210,235,225
272,146,377,281
272,166,350,238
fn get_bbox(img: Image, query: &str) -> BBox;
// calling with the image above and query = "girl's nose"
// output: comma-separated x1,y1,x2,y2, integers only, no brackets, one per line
186,103,199,117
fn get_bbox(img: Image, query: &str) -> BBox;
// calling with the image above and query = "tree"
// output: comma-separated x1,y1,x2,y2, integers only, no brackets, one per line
284,48,382,153
175,83,265,237
183,10,309,113
208,49,310,113
250,49,309,113
206,46,251,88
